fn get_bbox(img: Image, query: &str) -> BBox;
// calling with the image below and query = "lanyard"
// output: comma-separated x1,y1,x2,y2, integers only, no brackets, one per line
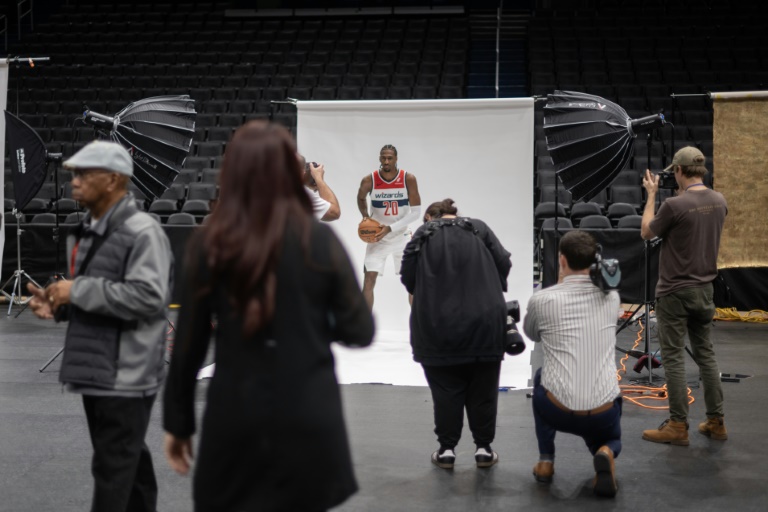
70,240,80,277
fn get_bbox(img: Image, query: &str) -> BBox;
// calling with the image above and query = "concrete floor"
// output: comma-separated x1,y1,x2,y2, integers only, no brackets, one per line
1,309,766,512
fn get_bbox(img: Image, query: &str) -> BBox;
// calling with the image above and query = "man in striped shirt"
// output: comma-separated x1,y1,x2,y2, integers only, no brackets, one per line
523,230,622,498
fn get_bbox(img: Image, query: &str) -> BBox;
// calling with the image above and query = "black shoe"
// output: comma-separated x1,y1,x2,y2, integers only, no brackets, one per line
593,446,618,498
475,446,498,468
432,448,456,469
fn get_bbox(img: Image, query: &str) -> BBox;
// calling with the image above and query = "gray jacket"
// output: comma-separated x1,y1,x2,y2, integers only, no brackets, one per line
59,194,173,392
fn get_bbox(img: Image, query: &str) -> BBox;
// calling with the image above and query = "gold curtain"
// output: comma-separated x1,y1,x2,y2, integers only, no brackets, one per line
712,96,768,268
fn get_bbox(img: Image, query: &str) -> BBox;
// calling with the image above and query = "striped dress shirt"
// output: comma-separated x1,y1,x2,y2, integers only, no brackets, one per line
523,275,621,410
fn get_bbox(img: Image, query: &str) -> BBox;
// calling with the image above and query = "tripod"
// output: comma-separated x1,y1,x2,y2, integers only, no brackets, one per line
1,210,43,315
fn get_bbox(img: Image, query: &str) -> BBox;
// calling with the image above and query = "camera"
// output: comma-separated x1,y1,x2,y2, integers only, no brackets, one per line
304,161,318,187
589,245,621,292
658,170,678,190
505,300,526,356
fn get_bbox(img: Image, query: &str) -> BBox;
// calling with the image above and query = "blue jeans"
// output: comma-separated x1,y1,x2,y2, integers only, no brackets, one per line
532,368,622,458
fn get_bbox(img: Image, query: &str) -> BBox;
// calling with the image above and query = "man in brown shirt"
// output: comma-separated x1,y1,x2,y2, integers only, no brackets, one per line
639,146,728,446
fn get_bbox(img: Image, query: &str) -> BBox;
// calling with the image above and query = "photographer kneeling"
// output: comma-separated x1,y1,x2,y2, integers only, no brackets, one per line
523,230,622,497
400,199,512,470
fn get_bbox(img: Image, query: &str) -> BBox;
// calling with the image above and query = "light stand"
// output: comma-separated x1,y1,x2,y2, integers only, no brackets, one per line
635,237,662,384
615,131,663,383
13,153,68,319
47,152,66,280
1,209,43,315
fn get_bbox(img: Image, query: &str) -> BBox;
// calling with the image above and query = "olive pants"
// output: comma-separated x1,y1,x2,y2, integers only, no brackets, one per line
655,283,724,423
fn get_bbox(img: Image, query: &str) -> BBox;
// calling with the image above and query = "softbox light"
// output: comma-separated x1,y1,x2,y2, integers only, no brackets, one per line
543,90,665,202
82,95,196,199
5,110,47,211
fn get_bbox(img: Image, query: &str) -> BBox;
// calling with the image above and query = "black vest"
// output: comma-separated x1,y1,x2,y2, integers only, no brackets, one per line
59,199,139,388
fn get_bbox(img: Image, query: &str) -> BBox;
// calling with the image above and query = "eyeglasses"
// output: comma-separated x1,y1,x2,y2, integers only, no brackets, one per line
72,169,108,179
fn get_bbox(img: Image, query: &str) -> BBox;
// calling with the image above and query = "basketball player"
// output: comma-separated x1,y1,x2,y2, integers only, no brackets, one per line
357,144,422,309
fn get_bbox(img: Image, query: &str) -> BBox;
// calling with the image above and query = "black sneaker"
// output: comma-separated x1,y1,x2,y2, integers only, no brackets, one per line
475,446,498,468
431,448,456,469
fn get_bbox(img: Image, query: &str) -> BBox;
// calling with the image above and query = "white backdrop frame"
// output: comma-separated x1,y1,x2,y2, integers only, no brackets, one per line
297,98,535,389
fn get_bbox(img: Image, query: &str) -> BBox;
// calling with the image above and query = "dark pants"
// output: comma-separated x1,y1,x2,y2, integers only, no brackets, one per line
532,368,623,458
422,361,501,449
82,394,158,512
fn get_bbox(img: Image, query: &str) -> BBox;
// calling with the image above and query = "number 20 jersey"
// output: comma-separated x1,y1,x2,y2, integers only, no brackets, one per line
370,168,410,238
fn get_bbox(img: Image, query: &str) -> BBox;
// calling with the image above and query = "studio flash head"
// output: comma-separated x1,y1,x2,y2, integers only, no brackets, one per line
589,245,621,292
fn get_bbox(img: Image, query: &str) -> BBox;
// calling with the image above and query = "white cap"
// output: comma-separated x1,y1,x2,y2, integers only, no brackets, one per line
63,140,134,177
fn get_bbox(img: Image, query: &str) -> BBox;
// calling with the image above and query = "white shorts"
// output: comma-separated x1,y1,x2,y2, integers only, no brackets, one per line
364,229,411,276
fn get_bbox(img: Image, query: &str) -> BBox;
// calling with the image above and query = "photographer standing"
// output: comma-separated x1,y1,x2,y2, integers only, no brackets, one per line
641,146,729,445
523,230,622,498
400,199,511,470
299,155,341,221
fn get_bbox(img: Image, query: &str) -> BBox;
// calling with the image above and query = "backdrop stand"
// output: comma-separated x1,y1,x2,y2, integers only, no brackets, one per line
6,56,51,116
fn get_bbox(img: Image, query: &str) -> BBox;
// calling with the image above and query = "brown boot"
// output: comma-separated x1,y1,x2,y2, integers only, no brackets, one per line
642,419,689,446
698,417,728,440
532,461,554,483
593,446,618,498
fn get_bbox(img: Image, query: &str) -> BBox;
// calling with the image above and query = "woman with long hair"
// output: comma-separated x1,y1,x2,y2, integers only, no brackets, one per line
163,121,374,512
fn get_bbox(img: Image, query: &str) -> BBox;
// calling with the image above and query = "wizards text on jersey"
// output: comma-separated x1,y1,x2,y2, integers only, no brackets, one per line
370,169,410,222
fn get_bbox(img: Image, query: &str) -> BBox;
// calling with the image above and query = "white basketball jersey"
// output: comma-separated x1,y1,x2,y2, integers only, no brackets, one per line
370,169,410,238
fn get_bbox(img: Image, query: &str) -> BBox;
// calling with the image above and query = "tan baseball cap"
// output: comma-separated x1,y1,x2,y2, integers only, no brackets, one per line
63,140,134,177
663,146,705,172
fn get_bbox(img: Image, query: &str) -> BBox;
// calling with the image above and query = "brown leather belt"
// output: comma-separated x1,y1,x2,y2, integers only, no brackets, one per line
546,390,614,416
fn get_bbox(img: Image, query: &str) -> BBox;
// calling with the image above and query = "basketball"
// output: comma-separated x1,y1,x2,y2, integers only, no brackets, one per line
358,218,383,243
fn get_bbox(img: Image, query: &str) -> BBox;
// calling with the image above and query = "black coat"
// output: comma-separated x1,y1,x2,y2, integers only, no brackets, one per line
400,217,512,366
163,220,374,512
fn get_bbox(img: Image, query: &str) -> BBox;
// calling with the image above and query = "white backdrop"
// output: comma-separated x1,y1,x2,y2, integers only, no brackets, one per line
0,61,8,278
297,98,535,388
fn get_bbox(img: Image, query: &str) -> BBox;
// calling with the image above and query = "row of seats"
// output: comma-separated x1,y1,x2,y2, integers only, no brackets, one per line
13,55,466,78
5,181,218,206
529,55,761,74
535,202,645,229
541,215,642,230
537,184,651,213
25,45,466,66
14,57,466,82
9,211,206,226
31,27,468,44
12,84,464,120
30,31,468,49
51,8,466,23
531,69,762,87
13,70,466,93
6,195,214,226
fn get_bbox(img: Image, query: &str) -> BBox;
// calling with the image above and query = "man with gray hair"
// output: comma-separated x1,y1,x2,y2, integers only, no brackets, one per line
28,140,173,512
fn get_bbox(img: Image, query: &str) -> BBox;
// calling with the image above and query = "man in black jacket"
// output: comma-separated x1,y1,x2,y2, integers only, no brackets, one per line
401,199,511,470
28,140,173,512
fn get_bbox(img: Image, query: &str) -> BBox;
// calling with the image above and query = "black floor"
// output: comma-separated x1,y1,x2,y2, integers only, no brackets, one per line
1,308,766,512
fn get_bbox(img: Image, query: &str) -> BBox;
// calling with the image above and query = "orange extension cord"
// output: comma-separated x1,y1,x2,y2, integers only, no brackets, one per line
616,319,694,410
